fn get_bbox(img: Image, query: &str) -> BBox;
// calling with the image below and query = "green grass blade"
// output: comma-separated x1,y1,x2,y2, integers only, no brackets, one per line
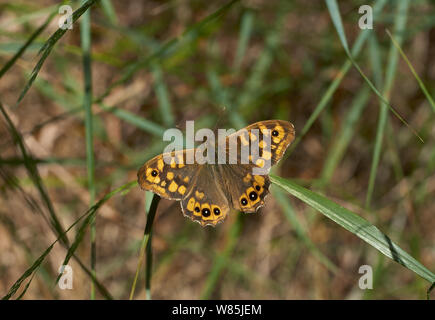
80,0,96,299
54,181,137,289
326,0,422,143
0,103,116,299
96,0,240,103
144,191,154,300
0,102,67,244
233,9,254,72
237,27,280,114
386,29,435,113
270,174,435,285
325,0,350,52
2,241,55,300
99,103,166,137
320,86,371,183
284,0,388,158
2,180,136,300
366,0,409,209
273,187,338,273
14,0,100,108
100,0,118,25
0,8,57,78
200,215,243,299
129,194,160,300
151,63,175,127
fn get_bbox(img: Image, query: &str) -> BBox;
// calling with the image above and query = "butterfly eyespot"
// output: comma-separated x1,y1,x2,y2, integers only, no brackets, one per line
255,185,261,191
272,130,279,137
195,207,200,213
151,170,158,177
213,208,220,215
202,208,211,217
241,198,248,206
249,191,258,201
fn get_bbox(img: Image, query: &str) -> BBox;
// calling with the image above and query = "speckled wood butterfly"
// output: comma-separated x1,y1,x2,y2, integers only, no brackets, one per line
137,120,295,226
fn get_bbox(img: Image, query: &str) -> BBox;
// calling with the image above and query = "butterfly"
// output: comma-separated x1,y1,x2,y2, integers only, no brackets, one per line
137,120,295,227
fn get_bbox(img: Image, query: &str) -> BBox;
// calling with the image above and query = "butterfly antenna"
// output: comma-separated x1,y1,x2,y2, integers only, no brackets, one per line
212,104,228,133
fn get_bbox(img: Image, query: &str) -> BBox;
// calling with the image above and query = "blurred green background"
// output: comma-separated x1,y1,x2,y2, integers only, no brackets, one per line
0,0,434,299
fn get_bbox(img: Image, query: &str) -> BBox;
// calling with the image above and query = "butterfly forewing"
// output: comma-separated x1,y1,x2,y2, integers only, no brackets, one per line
224,120,295,170
137,149,199,200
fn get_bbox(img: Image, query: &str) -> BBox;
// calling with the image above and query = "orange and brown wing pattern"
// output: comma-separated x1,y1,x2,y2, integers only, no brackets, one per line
220,164,270,213
137,120,295,227
180,165,230,227
137,149,198,200
220,120,294,213
224,120,295,170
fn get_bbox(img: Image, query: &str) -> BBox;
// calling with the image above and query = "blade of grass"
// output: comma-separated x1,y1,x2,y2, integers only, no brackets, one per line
144,191,154,300
100,0,118,25
96,0,241,104
270,174,435,286
151,63,175,127
3,180,136,300
273,187,338,273
5,0,239,144
14,0,100,108
386,29,435,113
284,0,388,159
98,103,166,137
233,9,254,72
200,214,243,299
129,194,160,300
319,85,371,183
0,7,57,78
80,0,96,299
366,0,409,209
0,102,67,244
0,101,116,299
54,180,137,285
236,24,281,115
326,0,422,142
2,238,55,300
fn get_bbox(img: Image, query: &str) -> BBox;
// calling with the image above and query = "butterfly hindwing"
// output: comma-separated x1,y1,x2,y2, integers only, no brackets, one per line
219,164,270,213
180,165,230,226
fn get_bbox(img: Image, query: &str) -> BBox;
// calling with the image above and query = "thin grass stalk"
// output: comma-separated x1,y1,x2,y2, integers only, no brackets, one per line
200,214,243,299
386,29,435,113
14,0,100,108
145,191,154,300
328,0,422,142
0,8,57,79
129,194,160,300
366,0,409,209
145,232,153,300
270,174,435,286
283,0,388,161
3,180,137,300
80,0,96,299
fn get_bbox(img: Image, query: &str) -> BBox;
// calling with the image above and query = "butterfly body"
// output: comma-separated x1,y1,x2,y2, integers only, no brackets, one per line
138,120,295,226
